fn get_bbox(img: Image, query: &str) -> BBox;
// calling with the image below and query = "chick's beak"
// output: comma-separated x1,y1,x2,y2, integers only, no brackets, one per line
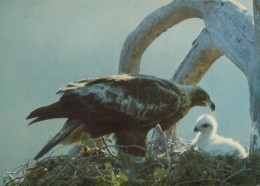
194,127,199,132
210,99,215,111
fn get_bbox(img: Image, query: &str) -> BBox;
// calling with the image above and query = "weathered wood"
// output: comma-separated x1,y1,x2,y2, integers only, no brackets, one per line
119,0,203,74
250,0,260,153
171,28,222,84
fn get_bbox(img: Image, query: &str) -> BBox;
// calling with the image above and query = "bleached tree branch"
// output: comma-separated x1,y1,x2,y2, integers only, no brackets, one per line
171,28,222,84
119,0,204,74
202,0,254,75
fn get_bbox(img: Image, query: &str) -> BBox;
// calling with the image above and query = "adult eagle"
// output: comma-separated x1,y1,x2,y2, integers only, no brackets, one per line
27,74,215,160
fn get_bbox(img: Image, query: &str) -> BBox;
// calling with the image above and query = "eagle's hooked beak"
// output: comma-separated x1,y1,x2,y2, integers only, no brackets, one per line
205,98,215,111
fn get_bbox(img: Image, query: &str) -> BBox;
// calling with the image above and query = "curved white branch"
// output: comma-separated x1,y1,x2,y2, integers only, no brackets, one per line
119,0,204,74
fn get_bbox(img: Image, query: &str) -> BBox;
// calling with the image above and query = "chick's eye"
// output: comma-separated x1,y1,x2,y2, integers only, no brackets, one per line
202,124,210,128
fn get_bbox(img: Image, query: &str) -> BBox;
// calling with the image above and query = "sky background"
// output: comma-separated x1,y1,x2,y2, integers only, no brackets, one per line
0,0,253,183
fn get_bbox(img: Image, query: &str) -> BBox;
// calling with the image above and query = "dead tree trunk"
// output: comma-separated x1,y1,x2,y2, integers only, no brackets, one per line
118,0,260,153
250,0,260,153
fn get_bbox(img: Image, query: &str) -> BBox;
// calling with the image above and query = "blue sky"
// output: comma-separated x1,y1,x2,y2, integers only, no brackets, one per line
0,0,253,182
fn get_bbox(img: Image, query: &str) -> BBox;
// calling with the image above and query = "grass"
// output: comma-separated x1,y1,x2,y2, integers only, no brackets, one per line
4,137,260,186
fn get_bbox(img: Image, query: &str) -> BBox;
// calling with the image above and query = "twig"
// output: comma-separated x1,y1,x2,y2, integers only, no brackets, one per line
3,164,27,186
223,168,251,183
68,161,85,174
178,163,217,173
152,124,171,168
72,170,77,179
95,165,104,176
54,164,69,179
102,136,117,159
82,144,164,165
137,162,165,173
4,176,24,186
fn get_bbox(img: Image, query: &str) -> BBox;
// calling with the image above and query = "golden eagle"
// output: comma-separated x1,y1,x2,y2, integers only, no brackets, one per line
27,74,215,160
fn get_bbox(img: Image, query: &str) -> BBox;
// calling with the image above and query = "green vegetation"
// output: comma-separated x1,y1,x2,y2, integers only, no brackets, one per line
4,140,260,186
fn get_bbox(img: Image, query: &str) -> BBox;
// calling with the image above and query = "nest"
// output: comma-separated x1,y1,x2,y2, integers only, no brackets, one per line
4,136,260,186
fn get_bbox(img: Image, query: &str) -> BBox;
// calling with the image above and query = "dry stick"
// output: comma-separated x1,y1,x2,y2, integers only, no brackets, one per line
3,163,29,186
50,156,85,185
33,144,160,163
54,164,69,179
95,165,105,176
4,176,25,186
153,124,171,168
68,161,86,174
223,168,251,183
178,163,217,173
69,156,101,179
72,170,77,179
84,144,163,165
10,164,26,173
101,136,117,159
66,161,99,180
137,162,165,173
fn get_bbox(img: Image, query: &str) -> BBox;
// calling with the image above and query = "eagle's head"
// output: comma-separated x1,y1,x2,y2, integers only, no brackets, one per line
191,86,215,111
193,114,217,134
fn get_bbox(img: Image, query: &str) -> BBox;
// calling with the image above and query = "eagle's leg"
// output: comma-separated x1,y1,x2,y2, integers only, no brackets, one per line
160,118,179,143
114,129,147,161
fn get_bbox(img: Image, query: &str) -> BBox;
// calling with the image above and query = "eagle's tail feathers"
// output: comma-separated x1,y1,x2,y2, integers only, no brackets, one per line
27,118,47,126
27,102,66,125
33,121,81,160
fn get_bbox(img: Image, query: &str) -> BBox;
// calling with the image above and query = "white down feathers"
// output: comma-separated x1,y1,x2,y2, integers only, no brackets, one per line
191,115,247,158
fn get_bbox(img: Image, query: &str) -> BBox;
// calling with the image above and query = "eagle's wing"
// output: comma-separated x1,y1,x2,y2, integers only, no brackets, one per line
57,75,181,128
57,78,98,94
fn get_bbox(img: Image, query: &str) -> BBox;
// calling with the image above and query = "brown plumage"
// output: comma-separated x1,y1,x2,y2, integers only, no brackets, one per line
27,74,215,160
